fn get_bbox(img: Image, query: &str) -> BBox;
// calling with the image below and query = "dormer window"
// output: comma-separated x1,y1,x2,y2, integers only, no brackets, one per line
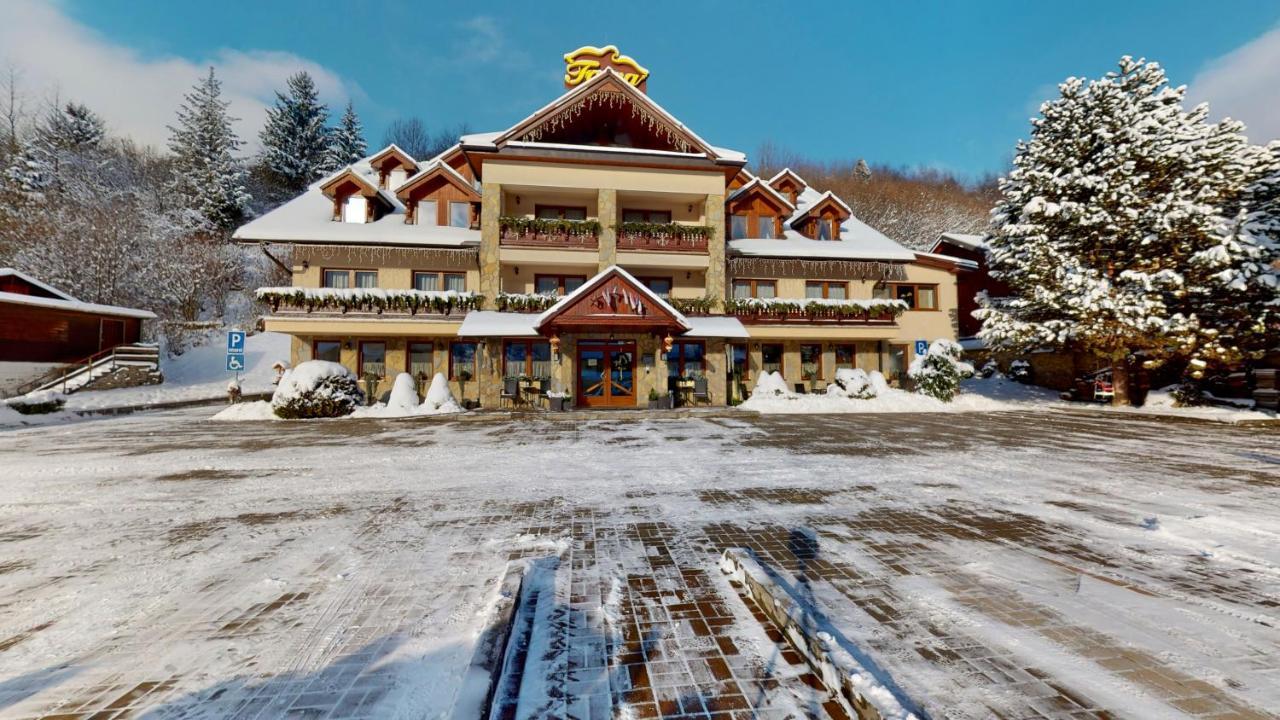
342,195,368,224
418,200,438,226
449,201,471,228
757,216,776,239
817,218,834,240
730,214,748,240
387,168,408,190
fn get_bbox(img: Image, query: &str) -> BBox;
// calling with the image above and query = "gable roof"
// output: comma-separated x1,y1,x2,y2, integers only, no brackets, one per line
488,68,740,164
393,160,481,200
727,177,795,211
536,265,691,333
0,268,77,301
366,144,418,172
786,190,852,226
767,168,808,192
932,232,988,253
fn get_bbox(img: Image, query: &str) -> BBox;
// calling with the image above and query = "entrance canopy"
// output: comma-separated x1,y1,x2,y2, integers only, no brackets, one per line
536,266,690,337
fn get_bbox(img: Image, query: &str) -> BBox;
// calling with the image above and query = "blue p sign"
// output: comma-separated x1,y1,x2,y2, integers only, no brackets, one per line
227,331,246,353
914,340,929,356
226,354,245,372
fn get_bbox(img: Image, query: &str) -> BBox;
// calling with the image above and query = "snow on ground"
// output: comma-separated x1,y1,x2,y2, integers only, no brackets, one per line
62,331,290,412
0,408,1276,718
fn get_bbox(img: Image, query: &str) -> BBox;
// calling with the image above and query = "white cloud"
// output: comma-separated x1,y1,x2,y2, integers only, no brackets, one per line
1187,25,1280,144
0,0,360,153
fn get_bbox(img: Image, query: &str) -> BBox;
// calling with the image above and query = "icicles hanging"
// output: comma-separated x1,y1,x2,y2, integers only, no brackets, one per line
728,257,907,281
297,244,480,268
517,89,693,153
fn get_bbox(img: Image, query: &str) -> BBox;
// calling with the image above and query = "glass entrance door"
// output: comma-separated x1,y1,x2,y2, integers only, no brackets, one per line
577,341,637,407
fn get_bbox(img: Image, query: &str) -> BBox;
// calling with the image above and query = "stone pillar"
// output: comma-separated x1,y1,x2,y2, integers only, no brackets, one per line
705,193,726,310
480,182,503,309
597,188,618,271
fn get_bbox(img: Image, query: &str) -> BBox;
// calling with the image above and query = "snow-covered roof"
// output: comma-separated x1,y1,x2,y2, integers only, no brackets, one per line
0,290,156,319
934,232,988,252
727,177,795,210
767,167,808,189
536,265,692,332
456,311,540,338
394,159,479,198
0,268,76,301
915,251,979,270
234,155,481,248
728,183,916,262
458,131,501,150
367,143,418,169
683,316,749,338
786,190,853,226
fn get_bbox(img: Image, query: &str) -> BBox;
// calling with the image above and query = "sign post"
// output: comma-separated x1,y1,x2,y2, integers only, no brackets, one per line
226,330,246,384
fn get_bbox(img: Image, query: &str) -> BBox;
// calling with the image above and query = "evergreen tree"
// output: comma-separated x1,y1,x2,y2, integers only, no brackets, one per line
853,158,872,181
5,101,106,196
977,57,1265,405
168,67,251,230
259,71,331,197
325,101,367,169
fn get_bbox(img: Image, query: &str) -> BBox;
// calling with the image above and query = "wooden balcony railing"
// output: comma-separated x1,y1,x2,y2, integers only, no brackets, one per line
499,217,599,249
724,298,907,325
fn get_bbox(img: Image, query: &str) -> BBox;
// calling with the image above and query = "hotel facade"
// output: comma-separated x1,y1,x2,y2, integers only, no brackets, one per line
235,47,966,409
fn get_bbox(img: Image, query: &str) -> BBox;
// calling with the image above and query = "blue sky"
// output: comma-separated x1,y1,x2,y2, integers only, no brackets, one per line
12,1,1280,179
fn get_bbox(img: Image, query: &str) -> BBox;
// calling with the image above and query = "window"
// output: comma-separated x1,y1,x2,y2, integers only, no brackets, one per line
313,340,341,363
816,218,834,240
887,344,909,386
417,199,438,225
730,214,748,240
834,344,856,371
729,343,749,382
761,343,784,375
323,269,377,289
449,201,471,228
342,195,367,223
638,277,672,299
732,279,776,299
359,341,386,379
450,342,477,380
503,340,552,378
535,205,588,221
535,274,586,296
413,271,466,292
800,344,822,381
878,283,939,310
408,342,434,380
757,216,776,239
667,340,705,381
622,209,672,223
805,280,847,299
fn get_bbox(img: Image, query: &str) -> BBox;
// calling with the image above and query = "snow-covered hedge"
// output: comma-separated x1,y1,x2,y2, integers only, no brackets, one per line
271,361,363,419
908,339,974,402
725,296,907,320
826,368,886,400
256,287,483,315
6,390,67,415
494,292,559,313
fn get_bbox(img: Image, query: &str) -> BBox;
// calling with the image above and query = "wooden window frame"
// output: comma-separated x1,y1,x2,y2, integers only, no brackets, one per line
799,343,823,381
886,282,940,311
357,340,387,379
755,215,777,239
635,275,674,298
449,341,478,381
448,201,473,228
534,273,588,296
760,343,785,376
503,339,552,378
406,340,435,378
728,342,751,382
834,344,857,370
814,218,835,241
731,278,777,299
729,213,749,240
321,268,378,289
312,338,342,363
621,208,673,224
534,204,589,221
412,270,467,292
666,340,706,378
804,280,848,299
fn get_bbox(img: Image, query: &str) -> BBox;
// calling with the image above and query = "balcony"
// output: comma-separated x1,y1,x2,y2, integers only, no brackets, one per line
499,216,599,249
617,222,711,253
256,287,483,317
724,297,907,325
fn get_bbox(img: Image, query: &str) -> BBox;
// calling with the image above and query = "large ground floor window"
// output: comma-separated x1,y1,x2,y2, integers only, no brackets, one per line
450,342,477,381
358,341,386,380
666,341,705,380
504,340,552,379
313,339,341,363
834,344,856,371
408,341,434,381
887,344,909,386
800,344,822,382
761,343,783,375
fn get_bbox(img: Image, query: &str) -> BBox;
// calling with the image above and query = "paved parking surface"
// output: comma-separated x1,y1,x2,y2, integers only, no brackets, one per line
0,408,1276,719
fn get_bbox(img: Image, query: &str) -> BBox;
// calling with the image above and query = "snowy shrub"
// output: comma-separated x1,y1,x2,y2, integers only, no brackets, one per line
271,360,363,419
908,340,975,402
421,373,464,414
751,371,792,398
386,373,421,414
1169,382,1208,407
6,390,66,415
827,368,877,399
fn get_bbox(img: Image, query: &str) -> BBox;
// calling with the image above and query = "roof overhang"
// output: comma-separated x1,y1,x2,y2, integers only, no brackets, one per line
536,265,691,336
394,160,481,201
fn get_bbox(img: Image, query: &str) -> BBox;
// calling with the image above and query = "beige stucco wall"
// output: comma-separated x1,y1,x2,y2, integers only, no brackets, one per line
292,246,479,291
483,160,725,196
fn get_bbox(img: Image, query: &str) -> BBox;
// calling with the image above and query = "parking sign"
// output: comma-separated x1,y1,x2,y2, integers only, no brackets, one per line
914,339,929,356
227,330,246,353
226,354,245,372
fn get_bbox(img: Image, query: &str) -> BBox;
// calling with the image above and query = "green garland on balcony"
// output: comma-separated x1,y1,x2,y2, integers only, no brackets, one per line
499,216,601,236
723,297,907,319
618,222,712,239
495,292,560,313
256,287,484,316
670,296,718,315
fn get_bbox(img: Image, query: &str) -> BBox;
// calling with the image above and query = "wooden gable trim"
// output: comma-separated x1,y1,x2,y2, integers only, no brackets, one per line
394,162,481,201
367,144,419,172
319,168,379,198
728,178,794,213
911,253,962,274
536,266,689,334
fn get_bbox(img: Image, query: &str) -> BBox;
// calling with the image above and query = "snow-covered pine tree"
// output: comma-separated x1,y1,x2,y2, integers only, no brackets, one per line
5,101,106,196
168,67,251,231
259,71,331,198
326,101,367,170
977,57,1263,405
853,158,872,181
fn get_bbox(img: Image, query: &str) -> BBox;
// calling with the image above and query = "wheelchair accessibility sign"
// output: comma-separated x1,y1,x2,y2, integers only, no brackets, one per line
226,354,245,372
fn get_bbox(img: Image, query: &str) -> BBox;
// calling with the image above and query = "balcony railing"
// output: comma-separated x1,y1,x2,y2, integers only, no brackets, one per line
256,287,483,316
499,216,599,249
617,223,712,253
724,297,907,325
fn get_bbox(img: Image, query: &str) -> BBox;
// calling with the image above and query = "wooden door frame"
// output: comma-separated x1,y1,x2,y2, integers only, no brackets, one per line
576,339,638,408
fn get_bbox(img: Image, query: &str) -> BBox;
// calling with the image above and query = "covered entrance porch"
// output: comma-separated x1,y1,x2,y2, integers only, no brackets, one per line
576,339,637,408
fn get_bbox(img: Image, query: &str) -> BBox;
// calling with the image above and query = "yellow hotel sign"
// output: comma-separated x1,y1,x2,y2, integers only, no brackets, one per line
564,45,650,92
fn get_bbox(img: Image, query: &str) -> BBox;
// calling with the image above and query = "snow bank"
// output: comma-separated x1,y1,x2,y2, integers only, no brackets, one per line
422,372,463,413
742,370,1050,414
211,400,277,422
348,373,464,419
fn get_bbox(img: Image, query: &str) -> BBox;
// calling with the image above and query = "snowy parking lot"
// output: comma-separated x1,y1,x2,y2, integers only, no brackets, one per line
0,408,1277,719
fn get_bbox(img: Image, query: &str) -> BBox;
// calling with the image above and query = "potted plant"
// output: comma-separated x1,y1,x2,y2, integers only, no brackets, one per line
647,388,660,409
546,390,569,412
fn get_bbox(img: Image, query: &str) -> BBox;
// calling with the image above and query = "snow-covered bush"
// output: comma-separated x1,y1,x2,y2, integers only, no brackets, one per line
908,340,974,402
827,368,878,399
751,371,792,398
385,373,420,414
421,372,464,414
6,390,66,415
271,361,363,419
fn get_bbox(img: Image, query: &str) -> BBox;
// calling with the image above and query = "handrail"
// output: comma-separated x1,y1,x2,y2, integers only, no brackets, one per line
11,344,160,397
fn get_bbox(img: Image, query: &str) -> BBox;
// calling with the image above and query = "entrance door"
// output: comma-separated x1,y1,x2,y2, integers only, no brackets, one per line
100,319,125,351
577,341,637,407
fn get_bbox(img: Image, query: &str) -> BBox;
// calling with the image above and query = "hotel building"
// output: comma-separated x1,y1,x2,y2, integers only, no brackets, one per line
234,46,966,408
